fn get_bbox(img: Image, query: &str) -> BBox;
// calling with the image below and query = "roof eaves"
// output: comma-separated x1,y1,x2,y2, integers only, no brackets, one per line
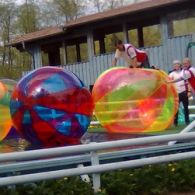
8,26,64,46
64,0,181,28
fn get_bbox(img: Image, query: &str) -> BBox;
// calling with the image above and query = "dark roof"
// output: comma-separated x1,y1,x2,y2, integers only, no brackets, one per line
9,0,184,46
64,0,181,28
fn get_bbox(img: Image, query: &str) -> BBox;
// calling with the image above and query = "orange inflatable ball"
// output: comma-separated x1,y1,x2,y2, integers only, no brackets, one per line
0,81,12,140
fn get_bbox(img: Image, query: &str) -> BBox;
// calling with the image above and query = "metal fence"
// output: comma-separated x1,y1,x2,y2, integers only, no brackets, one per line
1,121,195,192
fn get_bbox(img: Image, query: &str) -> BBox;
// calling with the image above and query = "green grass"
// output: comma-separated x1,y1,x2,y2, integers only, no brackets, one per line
88,123,189,135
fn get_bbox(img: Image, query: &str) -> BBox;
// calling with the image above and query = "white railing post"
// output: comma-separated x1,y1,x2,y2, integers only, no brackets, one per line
91,150,101,193
168,120,195,145
77,164,90,183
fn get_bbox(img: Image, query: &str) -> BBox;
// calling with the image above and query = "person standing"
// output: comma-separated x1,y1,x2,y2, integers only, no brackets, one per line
112,39,150,68
181,58,195,97
168,58,195,96
169,60,190,126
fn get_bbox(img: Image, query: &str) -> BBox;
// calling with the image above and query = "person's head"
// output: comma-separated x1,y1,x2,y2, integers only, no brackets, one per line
114,40,124,51
172,60,181,71
182,57,191,69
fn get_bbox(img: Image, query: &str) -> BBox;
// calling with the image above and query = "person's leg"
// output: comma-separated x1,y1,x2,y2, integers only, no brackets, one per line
181,92,190,125
174,93,182,126
174,111,179,126
141,56,150,68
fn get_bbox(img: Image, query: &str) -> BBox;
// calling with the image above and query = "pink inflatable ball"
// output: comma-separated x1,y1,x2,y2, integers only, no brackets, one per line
92,67,178,133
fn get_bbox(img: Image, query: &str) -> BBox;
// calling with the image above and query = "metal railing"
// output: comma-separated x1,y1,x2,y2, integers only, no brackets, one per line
0,121,195,192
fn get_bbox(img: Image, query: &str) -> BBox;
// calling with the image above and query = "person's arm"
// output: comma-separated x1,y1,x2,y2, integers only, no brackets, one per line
168,70,191,83
112,57,117,66
112,49,119,67
167,77,183,83
131,56,138,68
127,46,138,68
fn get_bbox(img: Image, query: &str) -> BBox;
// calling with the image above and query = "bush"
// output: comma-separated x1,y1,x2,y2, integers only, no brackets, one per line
1,160,195,194
0,176,94,195
101,160,195,195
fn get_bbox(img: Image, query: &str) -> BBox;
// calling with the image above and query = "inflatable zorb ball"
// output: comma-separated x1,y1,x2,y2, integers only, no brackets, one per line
0,81,13,140
0,79,17,92
10,67,94,147
92,67,178,133
0,79,17,139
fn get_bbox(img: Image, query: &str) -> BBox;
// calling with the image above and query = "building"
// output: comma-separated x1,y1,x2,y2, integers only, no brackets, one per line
9,0,195,89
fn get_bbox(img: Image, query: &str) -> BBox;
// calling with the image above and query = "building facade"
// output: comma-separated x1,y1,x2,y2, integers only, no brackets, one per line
9,0,195,89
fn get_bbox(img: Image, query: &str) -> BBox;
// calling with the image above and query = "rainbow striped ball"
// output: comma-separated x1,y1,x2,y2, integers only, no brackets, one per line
92,67,178,133
10,67,94,147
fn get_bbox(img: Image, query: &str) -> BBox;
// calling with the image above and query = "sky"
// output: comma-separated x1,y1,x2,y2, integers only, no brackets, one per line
15,0,52,5
15,0,148,5
15,0,24,4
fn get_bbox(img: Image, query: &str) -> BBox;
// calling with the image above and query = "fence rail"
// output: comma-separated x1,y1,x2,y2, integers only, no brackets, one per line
1,121,195,192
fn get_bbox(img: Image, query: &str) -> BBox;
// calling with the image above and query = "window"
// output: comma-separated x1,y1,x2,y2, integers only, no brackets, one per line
60,47,65,65
66,45,77,64
172,17,195,37
80,42,88,62
128,29,138,47
143,24,161,47
41,51,49,66
104,32,124,53
94,40,100,56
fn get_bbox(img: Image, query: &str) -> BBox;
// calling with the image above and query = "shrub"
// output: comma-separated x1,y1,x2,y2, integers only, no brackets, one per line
1,160,195,194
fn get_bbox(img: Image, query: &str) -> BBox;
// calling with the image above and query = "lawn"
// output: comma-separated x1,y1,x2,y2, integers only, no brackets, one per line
88,123,189,135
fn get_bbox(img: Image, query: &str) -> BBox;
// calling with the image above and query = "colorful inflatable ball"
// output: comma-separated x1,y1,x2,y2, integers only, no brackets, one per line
92,67,178,133
10,67,94,147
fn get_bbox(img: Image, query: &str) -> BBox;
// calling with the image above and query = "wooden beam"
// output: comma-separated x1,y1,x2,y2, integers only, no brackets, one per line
29,45,42,69
137,26,144,47
76,43,81,62
99,36,105,54
87,30,94,59
122,23,129,43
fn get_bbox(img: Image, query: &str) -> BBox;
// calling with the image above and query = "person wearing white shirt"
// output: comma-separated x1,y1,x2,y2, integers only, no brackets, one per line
169,60,189,126
112,40,150,68
168,58,195,95
181,58,195,96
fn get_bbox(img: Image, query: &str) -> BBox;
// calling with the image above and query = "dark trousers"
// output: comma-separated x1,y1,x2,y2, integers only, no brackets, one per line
130,56,150,68
140,56,150,68
174,91,190,126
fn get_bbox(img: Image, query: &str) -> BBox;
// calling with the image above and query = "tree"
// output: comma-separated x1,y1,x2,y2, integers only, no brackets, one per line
90,0,131,13
91,0,105,12
105,0,119,9
0,1,16,67
52,0,86,22
37,1,65,27
16,0,39,34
